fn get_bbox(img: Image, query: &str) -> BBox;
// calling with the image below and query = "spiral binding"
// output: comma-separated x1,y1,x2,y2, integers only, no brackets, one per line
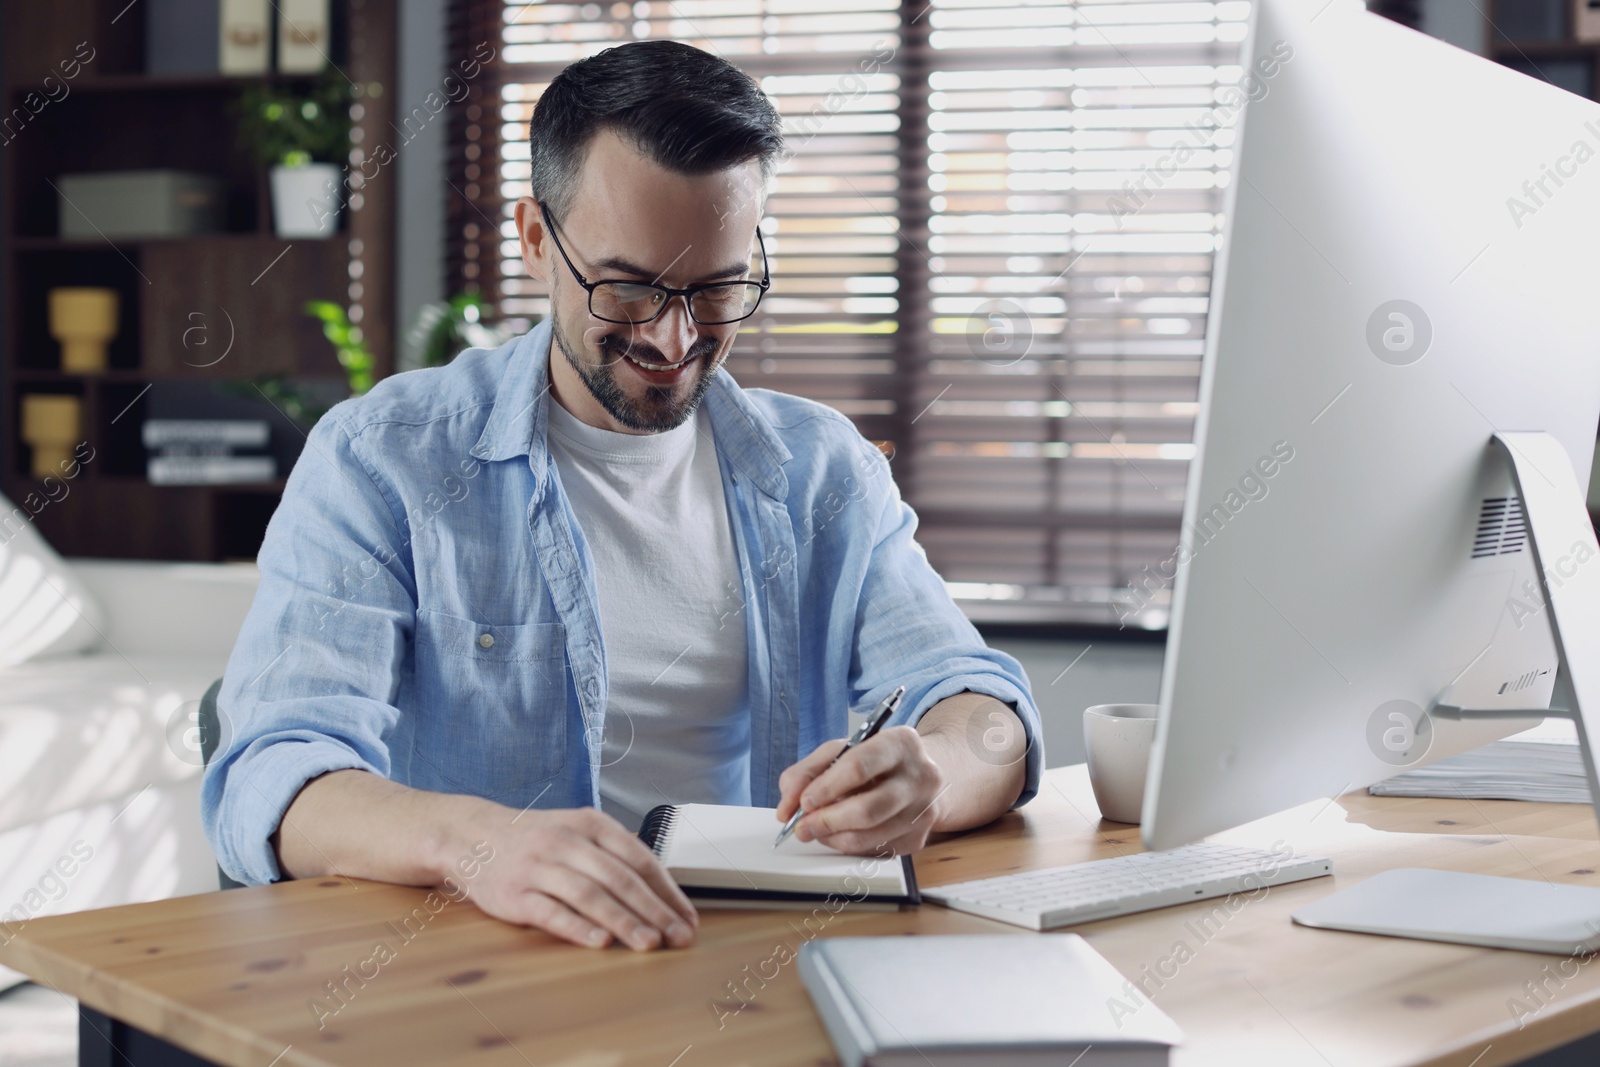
637,804,679,857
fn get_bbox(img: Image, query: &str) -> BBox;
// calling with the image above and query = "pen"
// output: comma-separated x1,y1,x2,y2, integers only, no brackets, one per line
773,684,906,849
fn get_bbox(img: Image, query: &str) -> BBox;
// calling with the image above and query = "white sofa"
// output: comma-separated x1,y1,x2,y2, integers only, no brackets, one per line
0,558,259,989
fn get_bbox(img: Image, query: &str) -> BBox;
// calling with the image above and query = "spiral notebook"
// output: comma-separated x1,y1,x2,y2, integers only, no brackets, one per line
637,803,920,908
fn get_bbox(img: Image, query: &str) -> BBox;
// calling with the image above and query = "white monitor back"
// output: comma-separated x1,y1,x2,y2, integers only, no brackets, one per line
1142,0,1600,850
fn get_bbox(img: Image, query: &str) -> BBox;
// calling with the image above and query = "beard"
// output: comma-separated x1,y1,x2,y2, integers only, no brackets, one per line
550,297,724,433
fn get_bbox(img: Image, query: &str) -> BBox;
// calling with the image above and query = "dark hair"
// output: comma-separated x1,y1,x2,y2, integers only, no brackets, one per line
527,40,784,222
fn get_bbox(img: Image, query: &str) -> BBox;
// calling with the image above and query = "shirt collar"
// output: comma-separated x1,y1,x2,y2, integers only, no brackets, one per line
469,317,791,501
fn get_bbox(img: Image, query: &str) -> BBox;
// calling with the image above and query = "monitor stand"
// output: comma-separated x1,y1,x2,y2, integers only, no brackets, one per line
1291,431,1600,955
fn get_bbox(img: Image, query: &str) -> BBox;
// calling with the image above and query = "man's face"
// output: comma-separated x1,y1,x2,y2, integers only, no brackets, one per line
517,128,766,434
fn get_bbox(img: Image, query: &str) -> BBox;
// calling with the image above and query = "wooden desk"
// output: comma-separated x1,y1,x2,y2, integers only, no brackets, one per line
6,764,1600,1067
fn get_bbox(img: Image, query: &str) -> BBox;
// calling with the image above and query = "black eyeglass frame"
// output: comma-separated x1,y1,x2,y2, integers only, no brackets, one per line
537,201,771,326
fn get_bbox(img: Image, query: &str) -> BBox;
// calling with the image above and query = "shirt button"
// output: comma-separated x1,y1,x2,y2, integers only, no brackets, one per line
478,633,495,649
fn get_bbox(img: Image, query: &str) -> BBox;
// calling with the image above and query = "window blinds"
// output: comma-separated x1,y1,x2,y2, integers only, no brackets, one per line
448,0,1253,626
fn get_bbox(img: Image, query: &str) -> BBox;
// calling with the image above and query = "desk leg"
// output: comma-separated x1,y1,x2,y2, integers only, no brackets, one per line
79,1005,221,1067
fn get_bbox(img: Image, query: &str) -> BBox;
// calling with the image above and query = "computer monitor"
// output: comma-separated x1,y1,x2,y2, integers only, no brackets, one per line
1142,0,1600,856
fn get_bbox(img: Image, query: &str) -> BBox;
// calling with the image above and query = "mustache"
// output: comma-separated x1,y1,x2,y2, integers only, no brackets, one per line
595,331,720,367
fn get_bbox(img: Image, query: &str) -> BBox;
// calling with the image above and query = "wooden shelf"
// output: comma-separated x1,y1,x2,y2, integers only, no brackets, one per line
14,368,349,383
1,0,397,563
1490,40,1600,57
11,72,323,95
12,233,307,250
97,475,290,492
15,369,165,383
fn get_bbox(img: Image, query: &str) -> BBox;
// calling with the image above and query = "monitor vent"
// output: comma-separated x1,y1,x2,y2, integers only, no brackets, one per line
1497,668,1550,695
1472,497,1527,558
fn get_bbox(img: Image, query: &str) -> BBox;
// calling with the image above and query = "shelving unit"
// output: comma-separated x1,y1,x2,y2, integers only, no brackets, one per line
1,0,396,561
1488,0,1600,99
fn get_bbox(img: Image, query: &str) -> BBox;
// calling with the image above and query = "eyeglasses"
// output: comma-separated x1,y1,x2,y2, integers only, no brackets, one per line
538,201,770,326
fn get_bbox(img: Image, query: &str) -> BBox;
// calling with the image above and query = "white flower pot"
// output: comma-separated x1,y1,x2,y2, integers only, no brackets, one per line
269,162,343,238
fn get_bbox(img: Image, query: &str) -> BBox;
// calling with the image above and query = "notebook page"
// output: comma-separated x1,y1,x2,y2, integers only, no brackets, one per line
663,804,909,895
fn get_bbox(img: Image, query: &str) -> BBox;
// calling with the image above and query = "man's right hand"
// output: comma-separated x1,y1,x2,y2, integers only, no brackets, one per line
451,803,699,951
272,772,697,952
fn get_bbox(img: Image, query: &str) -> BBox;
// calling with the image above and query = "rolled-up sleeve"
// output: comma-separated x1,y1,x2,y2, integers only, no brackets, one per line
848,451,1045,810
202,408,417,885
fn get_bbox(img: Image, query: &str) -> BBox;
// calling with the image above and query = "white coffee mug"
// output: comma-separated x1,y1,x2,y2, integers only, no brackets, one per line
1083,703,1159,824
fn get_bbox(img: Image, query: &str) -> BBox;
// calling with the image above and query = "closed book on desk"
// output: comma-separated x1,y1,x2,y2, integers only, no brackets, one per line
637,803,918,909
798,934,1182,1067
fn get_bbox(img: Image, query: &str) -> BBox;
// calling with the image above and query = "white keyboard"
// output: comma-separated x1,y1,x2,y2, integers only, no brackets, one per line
923,842,1333,931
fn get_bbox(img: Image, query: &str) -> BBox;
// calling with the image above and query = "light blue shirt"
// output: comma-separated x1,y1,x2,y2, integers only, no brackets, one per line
202,318,1044,886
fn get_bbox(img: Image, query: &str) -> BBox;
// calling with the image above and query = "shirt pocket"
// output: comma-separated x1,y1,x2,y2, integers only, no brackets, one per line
410,608,569,801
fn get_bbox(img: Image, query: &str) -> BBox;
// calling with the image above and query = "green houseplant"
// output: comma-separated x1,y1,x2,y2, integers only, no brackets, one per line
220,300,374,431
400,292,526,372
304,299,375,395
235,71,353,238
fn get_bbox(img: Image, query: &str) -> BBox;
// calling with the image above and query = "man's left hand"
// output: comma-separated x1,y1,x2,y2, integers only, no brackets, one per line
774,726,949,856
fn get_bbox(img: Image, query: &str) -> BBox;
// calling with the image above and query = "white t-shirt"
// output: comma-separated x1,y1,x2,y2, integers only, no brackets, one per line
546,397,751,832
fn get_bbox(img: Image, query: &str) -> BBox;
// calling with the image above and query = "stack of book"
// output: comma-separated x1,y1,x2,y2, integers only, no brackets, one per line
1368,717,1589,804
143,419,275,486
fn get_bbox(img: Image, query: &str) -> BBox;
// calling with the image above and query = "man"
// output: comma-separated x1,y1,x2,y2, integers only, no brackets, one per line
203,40,1042,953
